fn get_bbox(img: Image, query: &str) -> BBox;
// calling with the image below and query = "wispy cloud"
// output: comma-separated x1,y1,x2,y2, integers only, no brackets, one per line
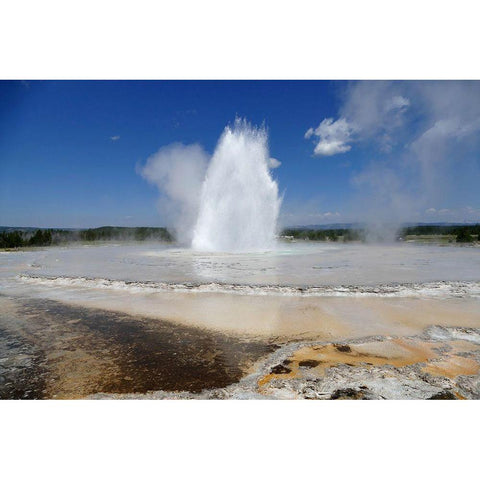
424,206,480,222
110,135,120,141
305,82,410,157
268,157,281,168
279,197,344,227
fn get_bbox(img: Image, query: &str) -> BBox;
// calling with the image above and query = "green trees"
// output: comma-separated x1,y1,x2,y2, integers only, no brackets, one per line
28,229,52,246
1,226,175,248
0,231,25,248
343,230,364,242
0,230,53,248
401,224,480,237
80,229,97,241
281,228,362,242
456,230,474,243
79,226,173,242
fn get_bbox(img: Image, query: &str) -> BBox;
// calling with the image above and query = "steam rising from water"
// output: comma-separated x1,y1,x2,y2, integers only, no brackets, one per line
139,143,208,244
192,120,281,251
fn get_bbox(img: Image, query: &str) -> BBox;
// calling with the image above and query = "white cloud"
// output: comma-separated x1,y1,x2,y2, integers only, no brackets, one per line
110,135,120,141
306,117,354,156
323,211,340,218
420,206,480,222
304,128,314,139
268,157,281,169
279,207,343,226
305,82,411,157
306,211,340,218
388,95,410,110
315,140,351,156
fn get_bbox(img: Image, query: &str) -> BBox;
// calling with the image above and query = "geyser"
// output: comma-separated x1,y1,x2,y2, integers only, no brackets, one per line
192,120,281,252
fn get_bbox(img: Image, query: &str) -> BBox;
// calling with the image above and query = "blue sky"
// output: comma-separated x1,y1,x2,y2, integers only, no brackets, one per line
1,80,479,228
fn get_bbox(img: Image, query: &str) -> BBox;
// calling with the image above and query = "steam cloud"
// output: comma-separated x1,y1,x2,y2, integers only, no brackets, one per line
305,81,480,237
138,143,209,244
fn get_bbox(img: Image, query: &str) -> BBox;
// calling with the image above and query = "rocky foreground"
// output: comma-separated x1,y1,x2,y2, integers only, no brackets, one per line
91,325,480,400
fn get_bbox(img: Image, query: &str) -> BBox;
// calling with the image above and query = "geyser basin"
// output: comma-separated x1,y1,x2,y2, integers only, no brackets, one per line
2,242,480,340
4,242,480,287
192,120,281,252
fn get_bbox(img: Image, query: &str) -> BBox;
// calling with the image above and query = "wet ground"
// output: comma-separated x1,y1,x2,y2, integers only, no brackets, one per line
87,325,480,400
1,292,479,400
0,295,276,399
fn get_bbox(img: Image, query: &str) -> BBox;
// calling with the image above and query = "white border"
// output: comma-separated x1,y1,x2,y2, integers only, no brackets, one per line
1,1,479,477
1,401,478,479
1,1,480,79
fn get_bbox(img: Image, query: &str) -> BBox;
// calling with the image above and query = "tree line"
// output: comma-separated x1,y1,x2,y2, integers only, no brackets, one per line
0,226,173,249
399,224,480,243
2,224,479,249
281,224,480,243
281,228,360,242
399,224,480,237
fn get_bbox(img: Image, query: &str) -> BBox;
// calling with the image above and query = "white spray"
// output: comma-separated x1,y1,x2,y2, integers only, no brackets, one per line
192,120,281,251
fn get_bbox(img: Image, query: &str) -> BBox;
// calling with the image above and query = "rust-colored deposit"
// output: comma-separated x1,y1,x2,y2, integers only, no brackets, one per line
258,337,480,388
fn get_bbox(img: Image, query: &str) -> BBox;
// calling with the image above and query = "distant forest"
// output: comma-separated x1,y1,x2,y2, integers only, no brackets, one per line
0,226,172,248
281,228,360,242
1,224,479,249
281,224,480,243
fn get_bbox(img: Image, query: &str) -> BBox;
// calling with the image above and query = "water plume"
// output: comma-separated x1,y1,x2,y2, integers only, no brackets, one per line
192,119,281,251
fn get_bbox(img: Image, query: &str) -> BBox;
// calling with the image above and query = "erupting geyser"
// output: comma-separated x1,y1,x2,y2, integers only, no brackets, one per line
192,120,281,252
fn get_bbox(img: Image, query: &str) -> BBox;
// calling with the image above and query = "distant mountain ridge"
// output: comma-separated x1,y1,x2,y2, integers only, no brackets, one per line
0,226,78,232
286,222,479,230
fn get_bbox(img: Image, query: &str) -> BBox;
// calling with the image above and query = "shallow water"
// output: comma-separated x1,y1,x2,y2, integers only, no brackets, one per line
1,241,479,339
2,241,480,289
